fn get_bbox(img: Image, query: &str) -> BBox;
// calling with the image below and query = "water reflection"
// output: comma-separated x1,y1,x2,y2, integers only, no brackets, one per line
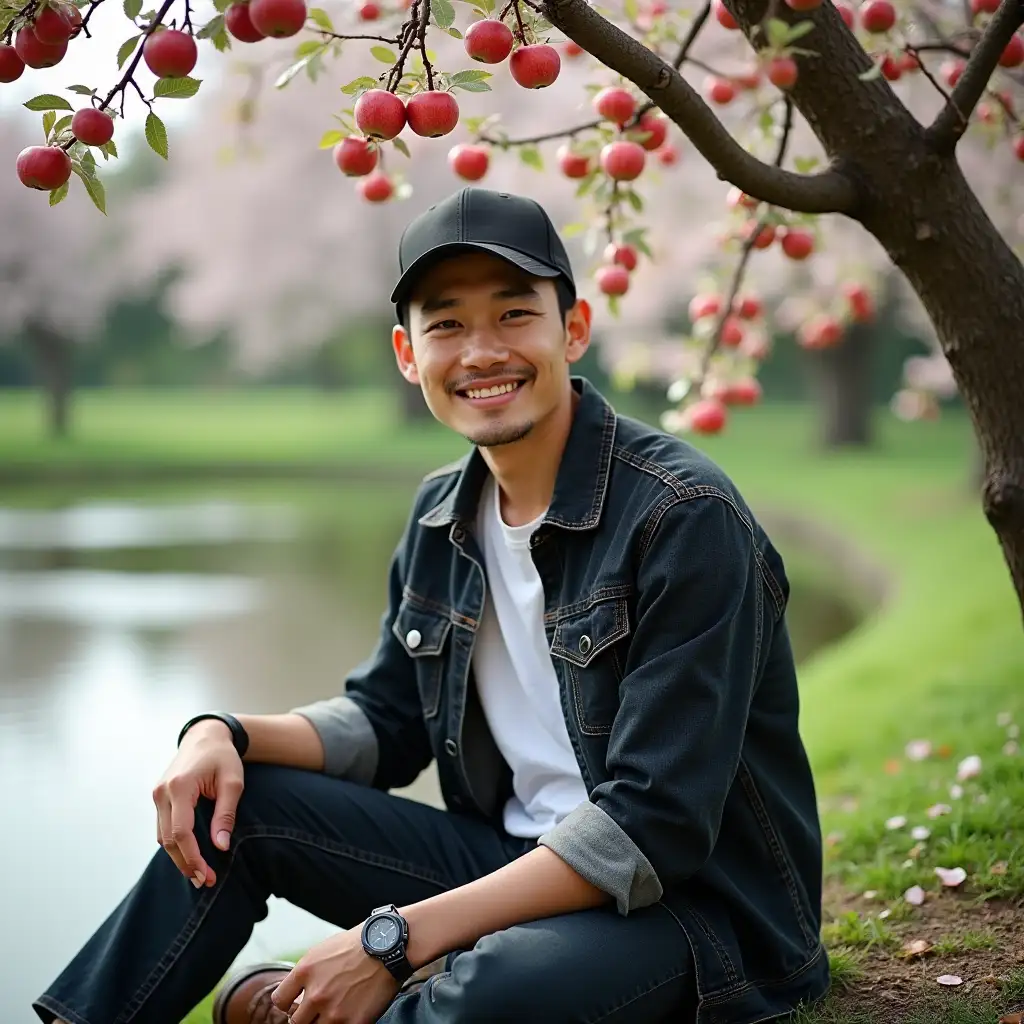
0,489,857,1021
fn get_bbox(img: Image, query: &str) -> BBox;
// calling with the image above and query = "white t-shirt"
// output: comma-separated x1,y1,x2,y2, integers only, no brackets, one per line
472,475,589,838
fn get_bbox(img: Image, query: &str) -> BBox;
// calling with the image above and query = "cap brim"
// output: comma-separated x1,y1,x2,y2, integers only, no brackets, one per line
390,242,563,306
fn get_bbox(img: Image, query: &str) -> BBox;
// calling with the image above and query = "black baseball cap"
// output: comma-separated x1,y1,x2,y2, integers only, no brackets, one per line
390,187,576,321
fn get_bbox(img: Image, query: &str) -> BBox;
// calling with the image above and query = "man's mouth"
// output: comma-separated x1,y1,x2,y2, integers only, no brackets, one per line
458,380,524,400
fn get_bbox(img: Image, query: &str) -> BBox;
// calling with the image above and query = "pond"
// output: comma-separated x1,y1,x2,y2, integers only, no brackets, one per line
0,481,860,1020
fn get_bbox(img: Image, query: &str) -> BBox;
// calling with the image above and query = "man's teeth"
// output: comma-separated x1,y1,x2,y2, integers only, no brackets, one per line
464,381,522,399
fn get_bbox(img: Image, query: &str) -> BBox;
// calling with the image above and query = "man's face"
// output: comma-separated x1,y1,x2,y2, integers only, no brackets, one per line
392,252,591,448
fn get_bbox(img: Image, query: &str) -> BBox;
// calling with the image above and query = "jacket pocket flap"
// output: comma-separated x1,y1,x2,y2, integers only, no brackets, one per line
550,596,630,668
393,598,452,657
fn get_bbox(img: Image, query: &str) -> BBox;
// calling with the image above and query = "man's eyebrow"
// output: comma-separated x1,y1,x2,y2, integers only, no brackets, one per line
418,283,541,315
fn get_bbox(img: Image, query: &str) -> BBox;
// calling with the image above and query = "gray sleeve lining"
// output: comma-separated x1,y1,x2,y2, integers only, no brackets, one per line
537,800,663,915
290,695,378,785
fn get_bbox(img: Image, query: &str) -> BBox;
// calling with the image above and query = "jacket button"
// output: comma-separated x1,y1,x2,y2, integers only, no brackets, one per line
406,629,422,649
444,739,458,756
578,635,592,654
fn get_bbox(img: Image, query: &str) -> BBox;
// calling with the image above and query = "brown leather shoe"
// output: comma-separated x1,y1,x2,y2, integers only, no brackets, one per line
211,961,298,1024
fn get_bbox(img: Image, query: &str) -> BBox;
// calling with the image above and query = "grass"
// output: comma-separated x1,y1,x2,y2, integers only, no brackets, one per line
2,388,1020,1023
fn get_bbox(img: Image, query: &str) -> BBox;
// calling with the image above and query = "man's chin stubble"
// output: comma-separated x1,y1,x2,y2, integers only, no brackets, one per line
464,422,535,448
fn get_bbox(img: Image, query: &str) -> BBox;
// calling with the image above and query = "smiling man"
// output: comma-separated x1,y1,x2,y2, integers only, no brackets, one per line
33,188,829,1024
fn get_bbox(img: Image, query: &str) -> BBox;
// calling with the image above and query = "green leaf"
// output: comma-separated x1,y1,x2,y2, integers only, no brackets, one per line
318,128,345,148
293,38,324,56
607,294,620,318
42,110,57,137
451,78,491,92
370,45,396,62
209,20,230,50
448,69,491,85
785,19,815,42
123,0,142,18
341,75,377,94
623,0,638,22
153,75,202,98
51,114,73,136
49,181,69,206
392,135,411,158
625,188,643,212
196,13,225,38
212,0,231,12
308,5,333,29
23,93,74,112
765,17,789,49
80,147,96,172
72,163,106,214
793,154,819,172
561,221,586,238
145,110,168,158
858,61,882,80
117,34,140,68
275,54,315,88
519,145,542,170
100,138,118,160
431,0,456,29
67,84,96,95
443,24,462,36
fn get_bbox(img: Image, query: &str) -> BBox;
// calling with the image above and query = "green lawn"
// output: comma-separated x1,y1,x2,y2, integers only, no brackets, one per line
4,388,1020,1023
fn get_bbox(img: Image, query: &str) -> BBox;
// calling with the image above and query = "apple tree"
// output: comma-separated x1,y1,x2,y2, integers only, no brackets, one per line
1,0,1023,613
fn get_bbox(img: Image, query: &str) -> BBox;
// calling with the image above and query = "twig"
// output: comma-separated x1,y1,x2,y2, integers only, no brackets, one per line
672,0,710,70
510,0,528,44
904,43,963,119
1,0,37,43
684,56,730,78
911,41,974,58
316,28,401,42
479,118,600,145
387,0,422,90
417,0,434,89
78,0,106,37
182,0,193,33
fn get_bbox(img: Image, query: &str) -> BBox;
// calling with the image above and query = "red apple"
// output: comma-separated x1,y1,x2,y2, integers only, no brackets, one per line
448,142,489,180
799,314,843,349
354,88,406,140
142,28,197,77
767,55,798,89
71,107,114,146
781,227,814,260
464,18,514,63
843,283,875,322
604,242,638,271
14,25,67,67
880,55,901,80
656,143,679,166
720,316,744,347
599,139,645,181
0,44,26,81
744,222,775,249
33,4,78,44
999,34,1024,68
785,0,822,10
735,67,761,89
734,294,762,319
712,0,739,28
689,293,722,320
333,135,378,176
509,43,560,87
358,170,393,202
247,0,307,37
727,378,762,405
557,144,591,178
596,264,630,296
636,110,667,150
705,76,736,104
1014,135,1024,161
225,3,266,42
563,39,584,57
16,145,72,190
971,0,999,11
359,1,379,18
727,186,759,210
941,59,965,86
593,86,636,125
405,90,459,137
859,0,895,32
833,0,855,26
689,398,727,434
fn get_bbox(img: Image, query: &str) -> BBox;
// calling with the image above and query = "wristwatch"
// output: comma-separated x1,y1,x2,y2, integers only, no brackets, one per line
177,712,249,758
360,904,414,983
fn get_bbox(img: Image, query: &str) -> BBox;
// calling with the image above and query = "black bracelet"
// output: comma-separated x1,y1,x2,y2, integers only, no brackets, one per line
177,712,250,758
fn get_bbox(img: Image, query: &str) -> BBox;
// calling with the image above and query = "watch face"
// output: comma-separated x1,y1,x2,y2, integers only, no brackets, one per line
366,915,400,952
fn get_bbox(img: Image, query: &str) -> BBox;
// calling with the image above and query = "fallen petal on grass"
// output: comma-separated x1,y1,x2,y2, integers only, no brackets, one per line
1004,741,1019,756
956,755,982,780
901,938,933,958
905,885,926,905
996,711,1013,727
949,784,964,799
905,739,932,761
934,866,967,887
863,890,878,899
937,974,963,986
927,803,953,818
1007,723,1020,739
911,826,931,840
886,815,908,830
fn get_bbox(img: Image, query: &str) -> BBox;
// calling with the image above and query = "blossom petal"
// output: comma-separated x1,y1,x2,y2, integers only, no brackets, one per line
937,975,963,986
911,826,931,840
935,866,967,887
904,885,926,905
886,815,908,830
956,755,982,781
905,739,932,761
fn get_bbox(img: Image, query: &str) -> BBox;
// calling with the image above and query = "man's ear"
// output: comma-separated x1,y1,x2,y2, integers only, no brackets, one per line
564,298,593,366
392,324,420,384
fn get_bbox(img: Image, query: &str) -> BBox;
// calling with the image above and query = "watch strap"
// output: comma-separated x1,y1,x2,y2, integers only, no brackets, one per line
177,712,249,758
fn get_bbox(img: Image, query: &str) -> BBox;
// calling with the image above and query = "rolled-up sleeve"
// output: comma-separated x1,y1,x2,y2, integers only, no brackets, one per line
538,494,772,914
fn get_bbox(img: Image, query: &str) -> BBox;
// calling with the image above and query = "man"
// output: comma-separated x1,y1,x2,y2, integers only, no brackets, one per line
34,187,829,1024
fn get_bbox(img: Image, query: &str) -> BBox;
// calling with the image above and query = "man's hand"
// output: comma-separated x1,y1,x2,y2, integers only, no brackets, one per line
152,719,244,888
271,928,400,1024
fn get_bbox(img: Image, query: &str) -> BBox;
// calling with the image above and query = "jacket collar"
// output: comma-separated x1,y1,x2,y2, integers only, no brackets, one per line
418,376,617,532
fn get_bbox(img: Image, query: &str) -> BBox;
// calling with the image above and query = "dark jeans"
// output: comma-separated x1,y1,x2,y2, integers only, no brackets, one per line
33,763,696,1024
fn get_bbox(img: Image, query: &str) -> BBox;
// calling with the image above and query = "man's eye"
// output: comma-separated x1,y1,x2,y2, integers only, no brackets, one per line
502,308,536,320
427,319,460,331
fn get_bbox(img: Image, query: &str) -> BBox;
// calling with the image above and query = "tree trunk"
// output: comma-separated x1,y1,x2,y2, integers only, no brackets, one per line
807,323,875,449
26,322,72,439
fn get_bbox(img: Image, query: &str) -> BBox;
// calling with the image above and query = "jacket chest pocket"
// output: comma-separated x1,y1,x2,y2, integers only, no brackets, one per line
549,594,631,736
392,597,452,720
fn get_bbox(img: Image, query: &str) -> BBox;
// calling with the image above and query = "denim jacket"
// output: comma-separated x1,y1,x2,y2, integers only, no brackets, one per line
293,377,830,1023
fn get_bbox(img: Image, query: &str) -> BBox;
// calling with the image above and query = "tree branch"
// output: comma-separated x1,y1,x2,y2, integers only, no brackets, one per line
926,0,1024,151
541,0,859,214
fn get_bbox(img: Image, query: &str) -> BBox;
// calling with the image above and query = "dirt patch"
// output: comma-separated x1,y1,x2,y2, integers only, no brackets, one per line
821,880,1024,1022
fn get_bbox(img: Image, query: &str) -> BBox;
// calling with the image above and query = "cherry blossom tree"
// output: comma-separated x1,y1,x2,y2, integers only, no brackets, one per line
0,117,119,434
1,0,1023,613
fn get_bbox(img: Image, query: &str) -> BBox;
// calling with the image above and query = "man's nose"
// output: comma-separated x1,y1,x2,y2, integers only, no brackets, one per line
461,329,509,368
